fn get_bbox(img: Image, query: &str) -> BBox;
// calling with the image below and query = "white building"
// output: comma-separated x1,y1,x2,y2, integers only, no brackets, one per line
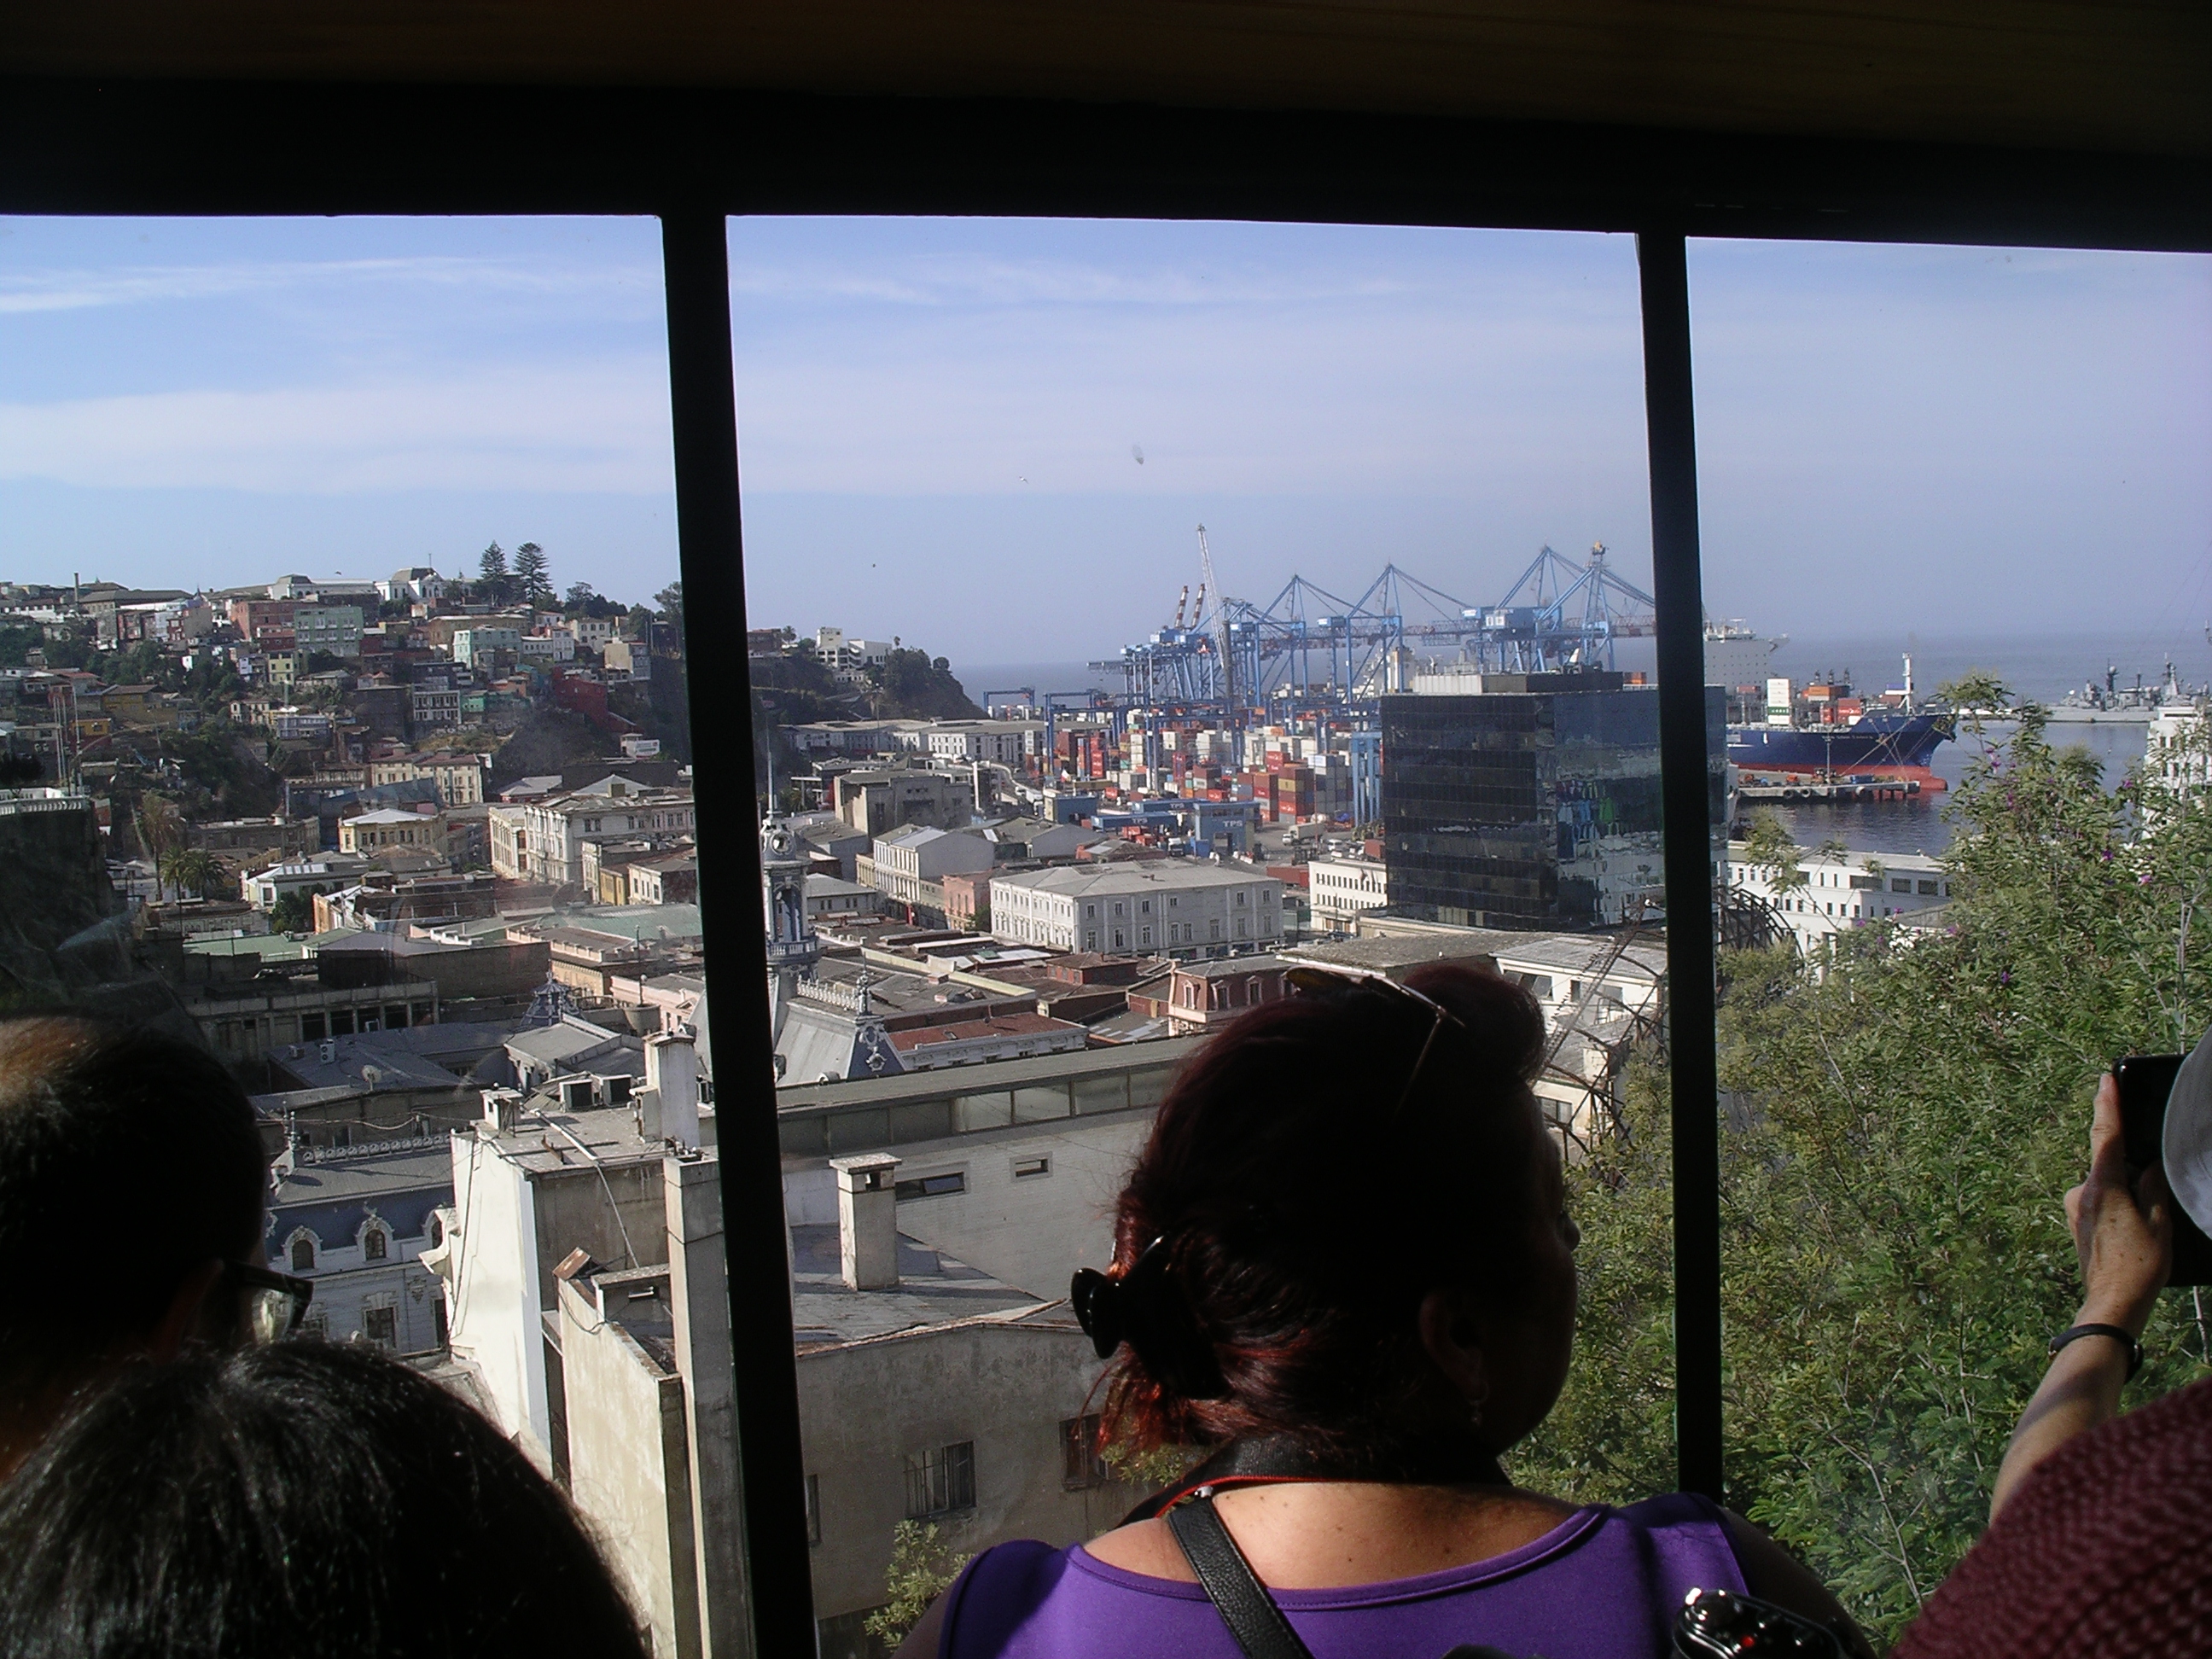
571,614,616,650
925,720,1045,765
870,824,995,909
241,855,372,909
1728,841,1954,957
2145,702,2210,798
518,630,578,663
1307,853,1389,932
379,566,448,605
492,777,698,884
990,860,1284,956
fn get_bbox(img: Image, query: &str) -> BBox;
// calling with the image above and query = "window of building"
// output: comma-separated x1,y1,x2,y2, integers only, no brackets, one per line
805,1474,822,1546
1012,1155,1051,1179
362,1227,387,1261
290,1236,315,1272
1140,926,1153,946
1891,878,1912,894
1060,1414,1109,1487
1918,879,1940,894
363,1305,398,1347
894,1171,966,1200
904,1441,975,1518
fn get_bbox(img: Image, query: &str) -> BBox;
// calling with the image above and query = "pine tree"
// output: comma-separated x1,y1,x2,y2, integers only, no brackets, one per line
512,542,550,606
477,541,509,603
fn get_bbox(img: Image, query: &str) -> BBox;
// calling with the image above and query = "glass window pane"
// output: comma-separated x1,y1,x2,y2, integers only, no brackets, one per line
3,212,731,1654
739,217,1659,1650
1687,237,2212,1645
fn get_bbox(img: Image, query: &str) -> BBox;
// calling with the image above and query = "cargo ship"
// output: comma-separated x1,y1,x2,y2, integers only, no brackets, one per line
1726,655,1953,789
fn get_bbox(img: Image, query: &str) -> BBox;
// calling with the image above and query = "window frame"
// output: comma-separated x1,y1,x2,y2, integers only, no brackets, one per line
9,84,2199,1658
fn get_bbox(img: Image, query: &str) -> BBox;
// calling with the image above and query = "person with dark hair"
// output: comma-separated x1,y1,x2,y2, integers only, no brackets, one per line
901,962,1869,1659
0,1339,650,1659
0,1015,282,1473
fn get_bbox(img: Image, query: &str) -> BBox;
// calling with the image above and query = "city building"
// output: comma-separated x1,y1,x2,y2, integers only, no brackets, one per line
293,603,365,657
2145,701,2210,798
869,824,995,911
1727,842,1954,958
367,750,486,806
265,1131,452,1350
990,860,1283,955
1160,954,1288,1033
1380,673,1724,929
492,777,699,884
924,719,1045,765
834,768,974,837
337,806,446,857
452,626,522,667
1306,851,1389,932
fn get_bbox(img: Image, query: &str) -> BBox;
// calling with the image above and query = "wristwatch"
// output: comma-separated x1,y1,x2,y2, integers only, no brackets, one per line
2047,1323,2145,1379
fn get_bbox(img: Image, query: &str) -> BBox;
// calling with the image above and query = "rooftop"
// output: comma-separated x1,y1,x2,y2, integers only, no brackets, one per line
1489,934,1668,981
991,859,1278,897
473,1099,667,1176
788,1223,1039,1347
1278,929,1526,976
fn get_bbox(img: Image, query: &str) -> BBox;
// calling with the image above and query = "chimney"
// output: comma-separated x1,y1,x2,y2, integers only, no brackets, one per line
829,1153,901,1290
645,1032,700,1150
482,1087,524,1133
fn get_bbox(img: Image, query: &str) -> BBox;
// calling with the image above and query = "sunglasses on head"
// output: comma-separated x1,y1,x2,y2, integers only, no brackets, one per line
1284,963,1466,1120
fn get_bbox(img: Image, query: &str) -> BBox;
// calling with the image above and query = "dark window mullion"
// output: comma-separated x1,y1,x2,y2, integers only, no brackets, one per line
660,210,818,1655
1637,227,1725,1503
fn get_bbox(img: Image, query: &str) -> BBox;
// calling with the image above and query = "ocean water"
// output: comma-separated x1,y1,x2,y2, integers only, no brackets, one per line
956,629,2203,858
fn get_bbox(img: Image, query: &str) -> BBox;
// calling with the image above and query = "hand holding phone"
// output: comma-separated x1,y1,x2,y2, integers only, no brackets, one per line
2070,1072,2174,1318
2114,1052,2211,1288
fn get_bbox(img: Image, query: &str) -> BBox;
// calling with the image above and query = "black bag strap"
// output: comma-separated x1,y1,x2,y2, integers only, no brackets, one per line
1166,1493,1318,1659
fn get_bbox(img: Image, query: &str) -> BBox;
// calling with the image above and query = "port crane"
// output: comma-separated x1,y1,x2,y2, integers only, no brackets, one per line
1098,533,1657,719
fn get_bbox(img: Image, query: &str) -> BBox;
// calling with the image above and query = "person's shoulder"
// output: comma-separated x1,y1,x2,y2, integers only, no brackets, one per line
937,1538,1079,1656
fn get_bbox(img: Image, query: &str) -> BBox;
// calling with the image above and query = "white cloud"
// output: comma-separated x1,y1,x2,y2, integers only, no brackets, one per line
0,255,658,316
0,360,675,494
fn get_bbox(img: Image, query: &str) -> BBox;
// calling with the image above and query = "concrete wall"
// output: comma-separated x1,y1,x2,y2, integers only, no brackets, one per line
799,1321,1140,1627
560,1272,701,1659
439,1131,550,1459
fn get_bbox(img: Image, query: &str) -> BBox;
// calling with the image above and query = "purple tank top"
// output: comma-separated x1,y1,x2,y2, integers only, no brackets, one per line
937,1493,1746,1659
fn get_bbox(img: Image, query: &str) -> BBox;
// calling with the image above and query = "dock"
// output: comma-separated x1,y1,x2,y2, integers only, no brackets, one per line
1737,777,1922,803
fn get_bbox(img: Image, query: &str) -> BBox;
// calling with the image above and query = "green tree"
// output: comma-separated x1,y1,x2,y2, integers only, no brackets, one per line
1738,807,1805,894
0,620,42,668
512,542,551,606
157,846,224,900
653,581,684,646
269,888,323,933
1516,710,2212,1644
863,1522,971,1650
477,542,510,605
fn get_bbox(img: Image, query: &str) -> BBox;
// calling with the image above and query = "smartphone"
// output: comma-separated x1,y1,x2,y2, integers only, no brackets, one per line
2114,1053,2212,1288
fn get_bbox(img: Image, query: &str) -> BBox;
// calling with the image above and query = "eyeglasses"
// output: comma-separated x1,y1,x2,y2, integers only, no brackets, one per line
1284,963,1466,1120
226,1260,315,1343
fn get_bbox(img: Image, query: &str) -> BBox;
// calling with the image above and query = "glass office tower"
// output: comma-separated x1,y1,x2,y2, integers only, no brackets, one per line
1380,672,1726,929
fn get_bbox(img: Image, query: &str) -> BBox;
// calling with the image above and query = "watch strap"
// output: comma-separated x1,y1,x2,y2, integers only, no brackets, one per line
2047,1322,2144,1379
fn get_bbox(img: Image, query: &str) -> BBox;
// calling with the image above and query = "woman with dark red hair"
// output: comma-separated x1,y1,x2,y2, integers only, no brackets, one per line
896,961,1866,1659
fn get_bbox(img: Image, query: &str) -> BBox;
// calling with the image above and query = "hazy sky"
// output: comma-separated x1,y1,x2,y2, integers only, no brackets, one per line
2,215,2205,670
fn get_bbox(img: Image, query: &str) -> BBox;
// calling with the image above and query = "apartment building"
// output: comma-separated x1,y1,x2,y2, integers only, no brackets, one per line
367,750,486,806
869,824,994,910
990,860,1283,956
492,777,699,884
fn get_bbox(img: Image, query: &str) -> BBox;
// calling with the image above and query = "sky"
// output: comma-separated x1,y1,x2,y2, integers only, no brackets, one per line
1,215,2206,674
